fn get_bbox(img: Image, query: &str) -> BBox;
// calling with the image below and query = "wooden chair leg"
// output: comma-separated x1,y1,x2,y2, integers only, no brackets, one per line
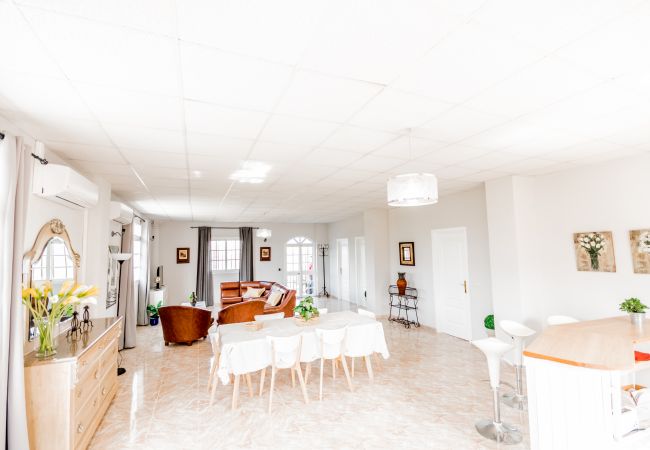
295,365,309,404
231,374,240,411
340,356,353,392
305,363,311,385
210,371,219,406
319,358,325,401
259,368,266,396
268,368,276,414
245,373,253,398
364,355,374,383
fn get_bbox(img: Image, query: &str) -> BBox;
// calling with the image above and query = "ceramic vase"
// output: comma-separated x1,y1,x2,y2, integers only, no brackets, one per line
396,272,407,295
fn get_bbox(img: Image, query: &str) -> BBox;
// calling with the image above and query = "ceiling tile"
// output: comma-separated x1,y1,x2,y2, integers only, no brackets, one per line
346,155,404,172
320,125,397,153
248,141,313,163
393,21,544,103
76,83,182,130
45,142,123,163
22,7,179,96
457,151,526,170
417,145,488,166
16,0,178,36
104,124,185,153
419,106,509,143
184,100,269,139
181,42,293,112
259,114,339,147
372,136,447,160
275,70,382,122
122,150,186,168
186,132,253,158
306,148,363,168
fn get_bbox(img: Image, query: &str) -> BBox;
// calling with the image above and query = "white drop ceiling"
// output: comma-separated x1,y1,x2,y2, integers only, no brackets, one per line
1,0,650,222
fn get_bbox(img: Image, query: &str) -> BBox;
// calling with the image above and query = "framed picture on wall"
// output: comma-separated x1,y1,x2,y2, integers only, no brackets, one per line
399,242,415,266
260,246,271,261
176,247,190,264
629,229,650,274
573,231,615,272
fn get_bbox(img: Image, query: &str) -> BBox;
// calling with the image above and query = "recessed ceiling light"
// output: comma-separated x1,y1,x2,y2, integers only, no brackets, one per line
230,161,270,184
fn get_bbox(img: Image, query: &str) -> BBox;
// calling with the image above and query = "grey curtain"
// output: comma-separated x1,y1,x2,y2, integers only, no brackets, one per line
0,134,30,449
136,218,151,326
239,227,254,282
118,223,137,349
196,226,213,307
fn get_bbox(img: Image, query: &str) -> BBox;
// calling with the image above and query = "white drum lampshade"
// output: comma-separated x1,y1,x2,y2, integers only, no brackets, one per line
387,173,438,207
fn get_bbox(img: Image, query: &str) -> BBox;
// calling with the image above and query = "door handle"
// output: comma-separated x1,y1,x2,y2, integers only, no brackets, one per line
463,280,468,294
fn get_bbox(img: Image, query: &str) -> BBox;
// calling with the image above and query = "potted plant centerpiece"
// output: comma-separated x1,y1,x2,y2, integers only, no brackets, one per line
21,281,98,358
619,298,648,326
484,314,495,337
147,301,162,326
294,296,320,325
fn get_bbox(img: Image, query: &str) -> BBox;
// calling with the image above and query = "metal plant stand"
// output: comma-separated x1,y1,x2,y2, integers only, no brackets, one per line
388,285,419,328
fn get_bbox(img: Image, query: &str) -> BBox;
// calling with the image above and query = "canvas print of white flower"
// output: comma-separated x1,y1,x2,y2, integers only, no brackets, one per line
629,229,650,274
573,231,616,272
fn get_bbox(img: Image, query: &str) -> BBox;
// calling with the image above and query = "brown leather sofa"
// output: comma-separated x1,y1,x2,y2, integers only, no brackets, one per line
217,300,266,325
220,281,296,319
159,306,214,346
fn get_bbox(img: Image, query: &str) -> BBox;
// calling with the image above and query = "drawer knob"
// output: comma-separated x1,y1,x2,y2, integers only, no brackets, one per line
102,388,107,395
77,424,85,433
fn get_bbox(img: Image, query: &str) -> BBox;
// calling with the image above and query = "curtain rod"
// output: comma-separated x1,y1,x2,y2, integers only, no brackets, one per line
190,226,260,230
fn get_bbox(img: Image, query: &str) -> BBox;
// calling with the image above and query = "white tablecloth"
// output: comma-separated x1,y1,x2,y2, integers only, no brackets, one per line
216,311,390,385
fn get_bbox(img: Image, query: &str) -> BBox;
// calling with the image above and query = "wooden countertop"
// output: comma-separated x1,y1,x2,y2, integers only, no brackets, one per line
523,316,650,371
24,317,122,367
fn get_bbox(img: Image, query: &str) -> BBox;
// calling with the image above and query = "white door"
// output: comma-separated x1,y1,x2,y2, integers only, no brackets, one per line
354,237,366,305
337,239,350,301
431,228,472,341
286,237,315,297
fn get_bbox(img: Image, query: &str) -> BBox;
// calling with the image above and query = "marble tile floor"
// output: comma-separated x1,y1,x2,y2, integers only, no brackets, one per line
89,300,530,450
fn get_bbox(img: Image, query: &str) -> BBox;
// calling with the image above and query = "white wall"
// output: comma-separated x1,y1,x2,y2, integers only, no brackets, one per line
156,221,328,305
486,154,650,332
363,209,391,316
327,214,364,302
388,187,494,339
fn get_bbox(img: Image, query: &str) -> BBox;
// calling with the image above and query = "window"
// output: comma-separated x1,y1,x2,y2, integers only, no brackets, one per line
31,237,75,291
210,239,241,271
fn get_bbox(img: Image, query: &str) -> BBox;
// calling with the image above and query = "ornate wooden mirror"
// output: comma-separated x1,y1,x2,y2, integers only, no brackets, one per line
24,218,80,340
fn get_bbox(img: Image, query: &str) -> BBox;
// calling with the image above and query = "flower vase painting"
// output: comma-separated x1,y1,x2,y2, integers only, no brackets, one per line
573,231,616,273
629,229,650,274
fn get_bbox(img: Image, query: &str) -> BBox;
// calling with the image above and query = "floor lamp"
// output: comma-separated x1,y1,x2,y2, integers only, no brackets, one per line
110,252,131,376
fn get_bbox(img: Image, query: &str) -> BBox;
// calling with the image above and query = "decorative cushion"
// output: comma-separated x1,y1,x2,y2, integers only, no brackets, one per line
243,287,266,299
266,291,283,307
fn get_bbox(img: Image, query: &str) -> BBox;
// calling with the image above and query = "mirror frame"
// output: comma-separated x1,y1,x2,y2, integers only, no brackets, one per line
23,218,80,341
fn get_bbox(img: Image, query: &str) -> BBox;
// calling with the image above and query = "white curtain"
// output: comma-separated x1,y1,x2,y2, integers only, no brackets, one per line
136,219,151,326
118,223,137,349
0,134,30,449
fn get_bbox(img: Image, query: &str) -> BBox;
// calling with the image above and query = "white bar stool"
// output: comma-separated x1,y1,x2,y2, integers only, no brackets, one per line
499,320,536,410
546,315,579,326
472,338,522,444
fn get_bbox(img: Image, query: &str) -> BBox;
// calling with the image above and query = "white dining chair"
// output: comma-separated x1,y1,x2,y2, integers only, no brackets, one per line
260,333,309,413
318,308,328,315
547,315,579,326
344,324,376,383
255,312,285,322
311,327,352,400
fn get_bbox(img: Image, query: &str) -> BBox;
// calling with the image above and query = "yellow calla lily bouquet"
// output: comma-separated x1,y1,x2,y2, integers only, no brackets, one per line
22,281,98,357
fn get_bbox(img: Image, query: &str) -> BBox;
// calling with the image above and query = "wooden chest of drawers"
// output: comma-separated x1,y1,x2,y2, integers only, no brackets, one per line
24,318,122,450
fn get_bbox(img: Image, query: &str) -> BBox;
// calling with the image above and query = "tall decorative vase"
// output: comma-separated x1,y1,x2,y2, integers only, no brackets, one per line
35,317,58,358
396,272,407,295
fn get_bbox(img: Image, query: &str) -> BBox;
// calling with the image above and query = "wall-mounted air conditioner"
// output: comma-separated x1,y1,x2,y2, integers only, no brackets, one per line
32,163,99,209
110,201,134,224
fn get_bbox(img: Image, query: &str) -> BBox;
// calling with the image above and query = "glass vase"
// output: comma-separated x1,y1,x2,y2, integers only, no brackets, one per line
35,317,58,358
589,253,599,270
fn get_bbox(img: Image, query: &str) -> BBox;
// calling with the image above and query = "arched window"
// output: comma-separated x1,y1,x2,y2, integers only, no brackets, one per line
286,236,315,297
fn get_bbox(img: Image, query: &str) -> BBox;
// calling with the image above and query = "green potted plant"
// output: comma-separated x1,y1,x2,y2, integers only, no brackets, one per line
188,292,197,307
619,298,648,326
484,314,495,337
147,301,163,326
294,296,320,323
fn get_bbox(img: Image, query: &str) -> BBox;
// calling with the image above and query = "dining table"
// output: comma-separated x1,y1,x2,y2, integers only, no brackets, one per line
216,310,390,385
